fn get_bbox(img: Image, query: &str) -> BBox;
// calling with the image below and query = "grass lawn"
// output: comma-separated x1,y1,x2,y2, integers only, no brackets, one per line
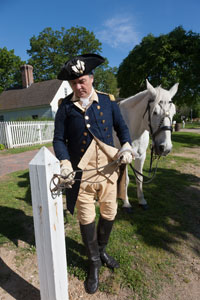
0,142,53,155
0,132,200,300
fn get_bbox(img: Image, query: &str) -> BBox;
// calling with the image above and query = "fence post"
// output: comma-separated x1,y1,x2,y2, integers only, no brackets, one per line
5,122,13,148
29,146,68,300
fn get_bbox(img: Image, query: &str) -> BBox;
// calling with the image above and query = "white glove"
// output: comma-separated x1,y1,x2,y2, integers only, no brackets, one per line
118,143,134,164
60,160,75,188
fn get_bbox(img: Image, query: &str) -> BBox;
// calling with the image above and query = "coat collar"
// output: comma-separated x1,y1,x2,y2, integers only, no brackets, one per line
71,89,99,111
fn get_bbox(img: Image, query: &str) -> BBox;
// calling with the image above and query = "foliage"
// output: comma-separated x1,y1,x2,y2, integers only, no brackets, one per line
27,26,102,81
0,144,5,150
117,26,200,110
27,26,119,95
0,47,25,93
94,66,118,97
15,116,54,121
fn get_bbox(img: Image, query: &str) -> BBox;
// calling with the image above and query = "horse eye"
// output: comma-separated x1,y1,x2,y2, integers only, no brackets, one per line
153,111,158,115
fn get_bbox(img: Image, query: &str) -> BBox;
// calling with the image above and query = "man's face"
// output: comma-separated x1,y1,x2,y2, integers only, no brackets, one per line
69,75,94,98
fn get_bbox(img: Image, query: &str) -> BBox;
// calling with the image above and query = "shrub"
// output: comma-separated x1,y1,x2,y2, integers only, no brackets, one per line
0,144,5,150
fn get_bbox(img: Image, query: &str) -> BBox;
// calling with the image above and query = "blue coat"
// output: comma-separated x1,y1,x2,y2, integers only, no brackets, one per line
53,91,131,214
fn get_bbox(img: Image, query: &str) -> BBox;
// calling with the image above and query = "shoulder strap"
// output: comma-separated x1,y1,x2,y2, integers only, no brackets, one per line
95,90,115,101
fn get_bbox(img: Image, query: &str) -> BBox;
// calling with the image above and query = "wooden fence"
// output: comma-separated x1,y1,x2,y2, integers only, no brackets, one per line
0,121,54,148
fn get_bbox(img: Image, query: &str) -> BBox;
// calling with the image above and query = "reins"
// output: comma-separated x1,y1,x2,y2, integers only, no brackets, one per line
50,97,173,196
50,158,122,196
129,147,160,184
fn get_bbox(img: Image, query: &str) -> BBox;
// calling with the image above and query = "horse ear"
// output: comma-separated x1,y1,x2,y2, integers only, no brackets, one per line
169,83,179,98
146,79,156,98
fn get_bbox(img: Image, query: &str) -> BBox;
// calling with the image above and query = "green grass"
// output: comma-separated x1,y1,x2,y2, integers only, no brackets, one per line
171,131,200,151
0,132,200,299
185,121,200,129
0,142,52,155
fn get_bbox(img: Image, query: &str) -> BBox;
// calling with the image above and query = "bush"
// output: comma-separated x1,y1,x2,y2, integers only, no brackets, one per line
0,144,5,150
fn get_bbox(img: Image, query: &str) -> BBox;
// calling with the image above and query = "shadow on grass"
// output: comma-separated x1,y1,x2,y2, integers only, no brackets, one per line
17,171,32,205
0,206,35,246
0,257,40,300
65,236,88,276
116,166,200,256
172,132,200,147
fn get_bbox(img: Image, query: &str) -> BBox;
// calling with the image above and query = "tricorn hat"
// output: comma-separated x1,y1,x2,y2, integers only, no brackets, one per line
57,53,105,80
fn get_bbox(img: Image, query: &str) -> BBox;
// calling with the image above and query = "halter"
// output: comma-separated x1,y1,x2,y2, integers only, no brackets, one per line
143,99,173,143
130,98,173,183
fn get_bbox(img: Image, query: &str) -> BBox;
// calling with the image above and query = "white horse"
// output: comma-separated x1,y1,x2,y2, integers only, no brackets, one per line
116,79,179,211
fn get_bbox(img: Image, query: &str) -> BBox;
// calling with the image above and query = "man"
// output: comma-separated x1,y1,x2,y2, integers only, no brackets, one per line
53,53,133,294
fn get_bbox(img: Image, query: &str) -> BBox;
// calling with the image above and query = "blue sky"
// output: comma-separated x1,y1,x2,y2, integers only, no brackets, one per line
1,0,200,68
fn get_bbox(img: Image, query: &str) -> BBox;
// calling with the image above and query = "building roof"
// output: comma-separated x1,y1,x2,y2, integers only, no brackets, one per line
0,79,63,111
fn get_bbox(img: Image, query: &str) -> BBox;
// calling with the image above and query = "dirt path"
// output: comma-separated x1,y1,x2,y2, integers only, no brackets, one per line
0,147,54,178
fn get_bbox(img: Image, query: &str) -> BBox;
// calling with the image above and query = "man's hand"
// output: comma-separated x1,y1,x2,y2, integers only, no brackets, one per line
118,142,137,164
60,160,75,188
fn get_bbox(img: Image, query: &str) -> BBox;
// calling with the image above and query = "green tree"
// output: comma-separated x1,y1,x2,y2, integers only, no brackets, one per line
0,47,25,93
117,26,200,109
94,64,118,97
27,26,102,81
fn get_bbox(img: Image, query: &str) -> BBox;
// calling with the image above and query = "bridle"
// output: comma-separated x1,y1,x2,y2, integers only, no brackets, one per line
129,98,173,184
143,99,173,144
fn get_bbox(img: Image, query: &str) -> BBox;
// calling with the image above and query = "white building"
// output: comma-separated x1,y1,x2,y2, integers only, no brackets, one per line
0,65,72,121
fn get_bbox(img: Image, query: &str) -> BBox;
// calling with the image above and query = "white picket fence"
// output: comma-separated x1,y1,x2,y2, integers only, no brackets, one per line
0,121,54,148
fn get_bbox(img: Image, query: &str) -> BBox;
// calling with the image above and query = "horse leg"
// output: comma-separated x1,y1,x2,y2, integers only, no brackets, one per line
121,167,133,213
134,153,148,210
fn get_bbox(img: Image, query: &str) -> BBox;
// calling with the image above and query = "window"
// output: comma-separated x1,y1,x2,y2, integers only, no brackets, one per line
64,88,68,97
32,115,38,120
0,115,4,121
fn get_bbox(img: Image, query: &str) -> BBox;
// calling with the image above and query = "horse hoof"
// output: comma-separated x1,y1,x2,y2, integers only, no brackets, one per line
122,207,133,214
139,204,149,210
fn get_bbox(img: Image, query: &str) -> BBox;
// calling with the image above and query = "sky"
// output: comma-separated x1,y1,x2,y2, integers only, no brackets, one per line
0,0,200,68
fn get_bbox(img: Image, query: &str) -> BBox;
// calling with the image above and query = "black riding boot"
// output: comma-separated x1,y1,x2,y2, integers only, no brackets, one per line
80,222,102,294
97,216,119,269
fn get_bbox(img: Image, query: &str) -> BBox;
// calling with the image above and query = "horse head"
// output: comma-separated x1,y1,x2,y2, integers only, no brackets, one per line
144,79,179,156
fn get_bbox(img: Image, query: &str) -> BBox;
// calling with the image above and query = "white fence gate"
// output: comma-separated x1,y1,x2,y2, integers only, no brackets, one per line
0,121,54,148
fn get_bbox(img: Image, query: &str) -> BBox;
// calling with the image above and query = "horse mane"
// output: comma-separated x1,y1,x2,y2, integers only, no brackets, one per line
119,90,149,107
119,85,171,111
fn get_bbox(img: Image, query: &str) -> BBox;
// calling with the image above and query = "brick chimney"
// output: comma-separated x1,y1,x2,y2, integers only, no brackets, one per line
20,64,34,88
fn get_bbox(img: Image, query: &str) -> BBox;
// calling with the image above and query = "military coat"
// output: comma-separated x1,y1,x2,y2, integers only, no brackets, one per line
53,91,131,214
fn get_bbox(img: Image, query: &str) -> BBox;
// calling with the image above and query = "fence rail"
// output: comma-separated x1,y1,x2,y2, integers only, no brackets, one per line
0,121,54,148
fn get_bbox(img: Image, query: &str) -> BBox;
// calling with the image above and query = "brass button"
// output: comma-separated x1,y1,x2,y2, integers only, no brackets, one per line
97,105,101,110
82,140,86,144
81,149,85,152
86,124,91,128
101,120,105,124
100,112,103,116
104,127,108,131
85,116,89,120
83,132,88,136
107,134,110,138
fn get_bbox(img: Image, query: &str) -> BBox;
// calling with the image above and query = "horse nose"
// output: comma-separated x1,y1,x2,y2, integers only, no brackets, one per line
158,145,171,156
159,145,165,153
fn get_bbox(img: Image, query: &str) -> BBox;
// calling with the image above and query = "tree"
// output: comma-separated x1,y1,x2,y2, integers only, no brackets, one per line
27,26,102,81
117,26,200,109
0,47,25,93
93,63,118,97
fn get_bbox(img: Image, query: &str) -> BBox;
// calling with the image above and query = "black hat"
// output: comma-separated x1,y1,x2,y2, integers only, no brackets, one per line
57,53,105,80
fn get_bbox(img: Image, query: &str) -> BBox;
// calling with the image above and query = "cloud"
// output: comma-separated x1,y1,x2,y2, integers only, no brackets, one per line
97,15,140,49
